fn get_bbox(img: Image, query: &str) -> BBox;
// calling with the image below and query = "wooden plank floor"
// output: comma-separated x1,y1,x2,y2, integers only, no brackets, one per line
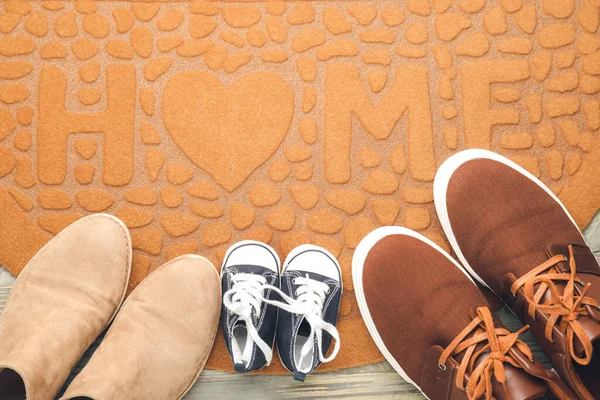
0,211,598,399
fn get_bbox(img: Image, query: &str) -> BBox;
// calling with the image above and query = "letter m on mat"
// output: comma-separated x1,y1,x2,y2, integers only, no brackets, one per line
324,64,435,183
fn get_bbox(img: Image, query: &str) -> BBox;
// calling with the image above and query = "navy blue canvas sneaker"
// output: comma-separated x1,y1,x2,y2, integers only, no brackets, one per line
274,245,342,382
221,241,281,373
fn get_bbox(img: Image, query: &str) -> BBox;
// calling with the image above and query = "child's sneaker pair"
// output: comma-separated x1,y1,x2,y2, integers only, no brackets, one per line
220,241,342,381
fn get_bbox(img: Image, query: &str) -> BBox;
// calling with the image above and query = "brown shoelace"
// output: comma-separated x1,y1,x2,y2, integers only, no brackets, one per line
439,307,533,400
510,245,599,365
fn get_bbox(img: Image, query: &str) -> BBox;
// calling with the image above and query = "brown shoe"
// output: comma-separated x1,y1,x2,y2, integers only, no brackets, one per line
60,255,221,400
352,226,576,400
0,214,132,400
435,149,600,399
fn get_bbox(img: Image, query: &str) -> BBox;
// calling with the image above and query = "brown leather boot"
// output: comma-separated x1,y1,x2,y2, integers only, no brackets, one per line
353,226,577,400
60,255,221,400
435,149,600,399
0,214,132,400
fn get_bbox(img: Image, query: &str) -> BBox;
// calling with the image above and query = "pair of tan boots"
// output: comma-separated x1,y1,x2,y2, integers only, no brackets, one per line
0,214,221,400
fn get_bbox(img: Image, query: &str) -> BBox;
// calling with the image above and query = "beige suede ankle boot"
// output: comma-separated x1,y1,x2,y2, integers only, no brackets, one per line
60,255,221,400
0,214,132,400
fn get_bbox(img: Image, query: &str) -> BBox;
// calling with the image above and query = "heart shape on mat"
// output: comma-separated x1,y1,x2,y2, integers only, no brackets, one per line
162,71,294,192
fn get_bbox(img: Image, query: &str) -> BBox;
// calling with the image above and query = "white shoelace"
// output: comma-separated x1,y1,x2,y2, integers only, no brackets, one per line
263,274,341,373
223,273,274,367
223,272,341,372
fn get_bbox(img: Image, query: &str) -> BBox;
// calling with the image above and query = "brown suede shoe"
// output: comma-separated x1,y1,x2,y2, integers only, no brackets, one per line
353,226,576,400
60,254,221,400
435,149,600,400
0,214,132,400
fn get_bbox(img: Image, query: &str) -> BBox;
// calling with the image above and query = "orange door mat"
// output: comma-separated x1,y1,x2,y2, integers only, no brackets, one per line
0,0,599,373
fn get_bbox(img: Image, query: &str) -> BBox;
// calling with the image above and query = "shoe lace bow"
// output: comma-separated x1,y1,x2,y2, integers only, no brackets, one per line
510,245,599,365
438,307,534,400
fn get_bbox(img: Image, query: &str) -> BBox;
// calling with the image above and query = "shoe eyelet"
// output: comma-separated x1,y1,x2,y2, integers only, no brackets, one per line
438,363,447,371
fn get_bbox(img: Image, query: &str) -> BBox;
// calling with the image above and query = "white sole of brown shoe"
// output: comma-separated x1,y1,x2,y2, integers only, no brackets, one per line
433,149,585,295
352,226,477,400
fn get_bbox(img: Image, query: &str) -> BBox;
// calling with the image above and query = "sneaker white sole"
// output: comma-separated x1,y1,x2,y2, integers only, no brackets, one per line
433,149,584,294
352,226,477,400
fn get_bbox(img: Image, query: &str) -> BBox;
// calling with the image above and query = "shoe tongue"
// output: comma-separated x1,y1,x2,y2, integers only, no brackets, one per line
232,319,255,366
574,272,600,357
490,363,547,400
471,349,548,400
573,315,600,357
536,283,600,357
461,311,547,400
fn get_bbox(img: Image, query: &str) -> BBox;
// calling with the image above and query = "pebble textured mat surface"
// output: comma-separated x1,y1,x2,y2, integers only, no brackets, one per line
0,0,599,373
